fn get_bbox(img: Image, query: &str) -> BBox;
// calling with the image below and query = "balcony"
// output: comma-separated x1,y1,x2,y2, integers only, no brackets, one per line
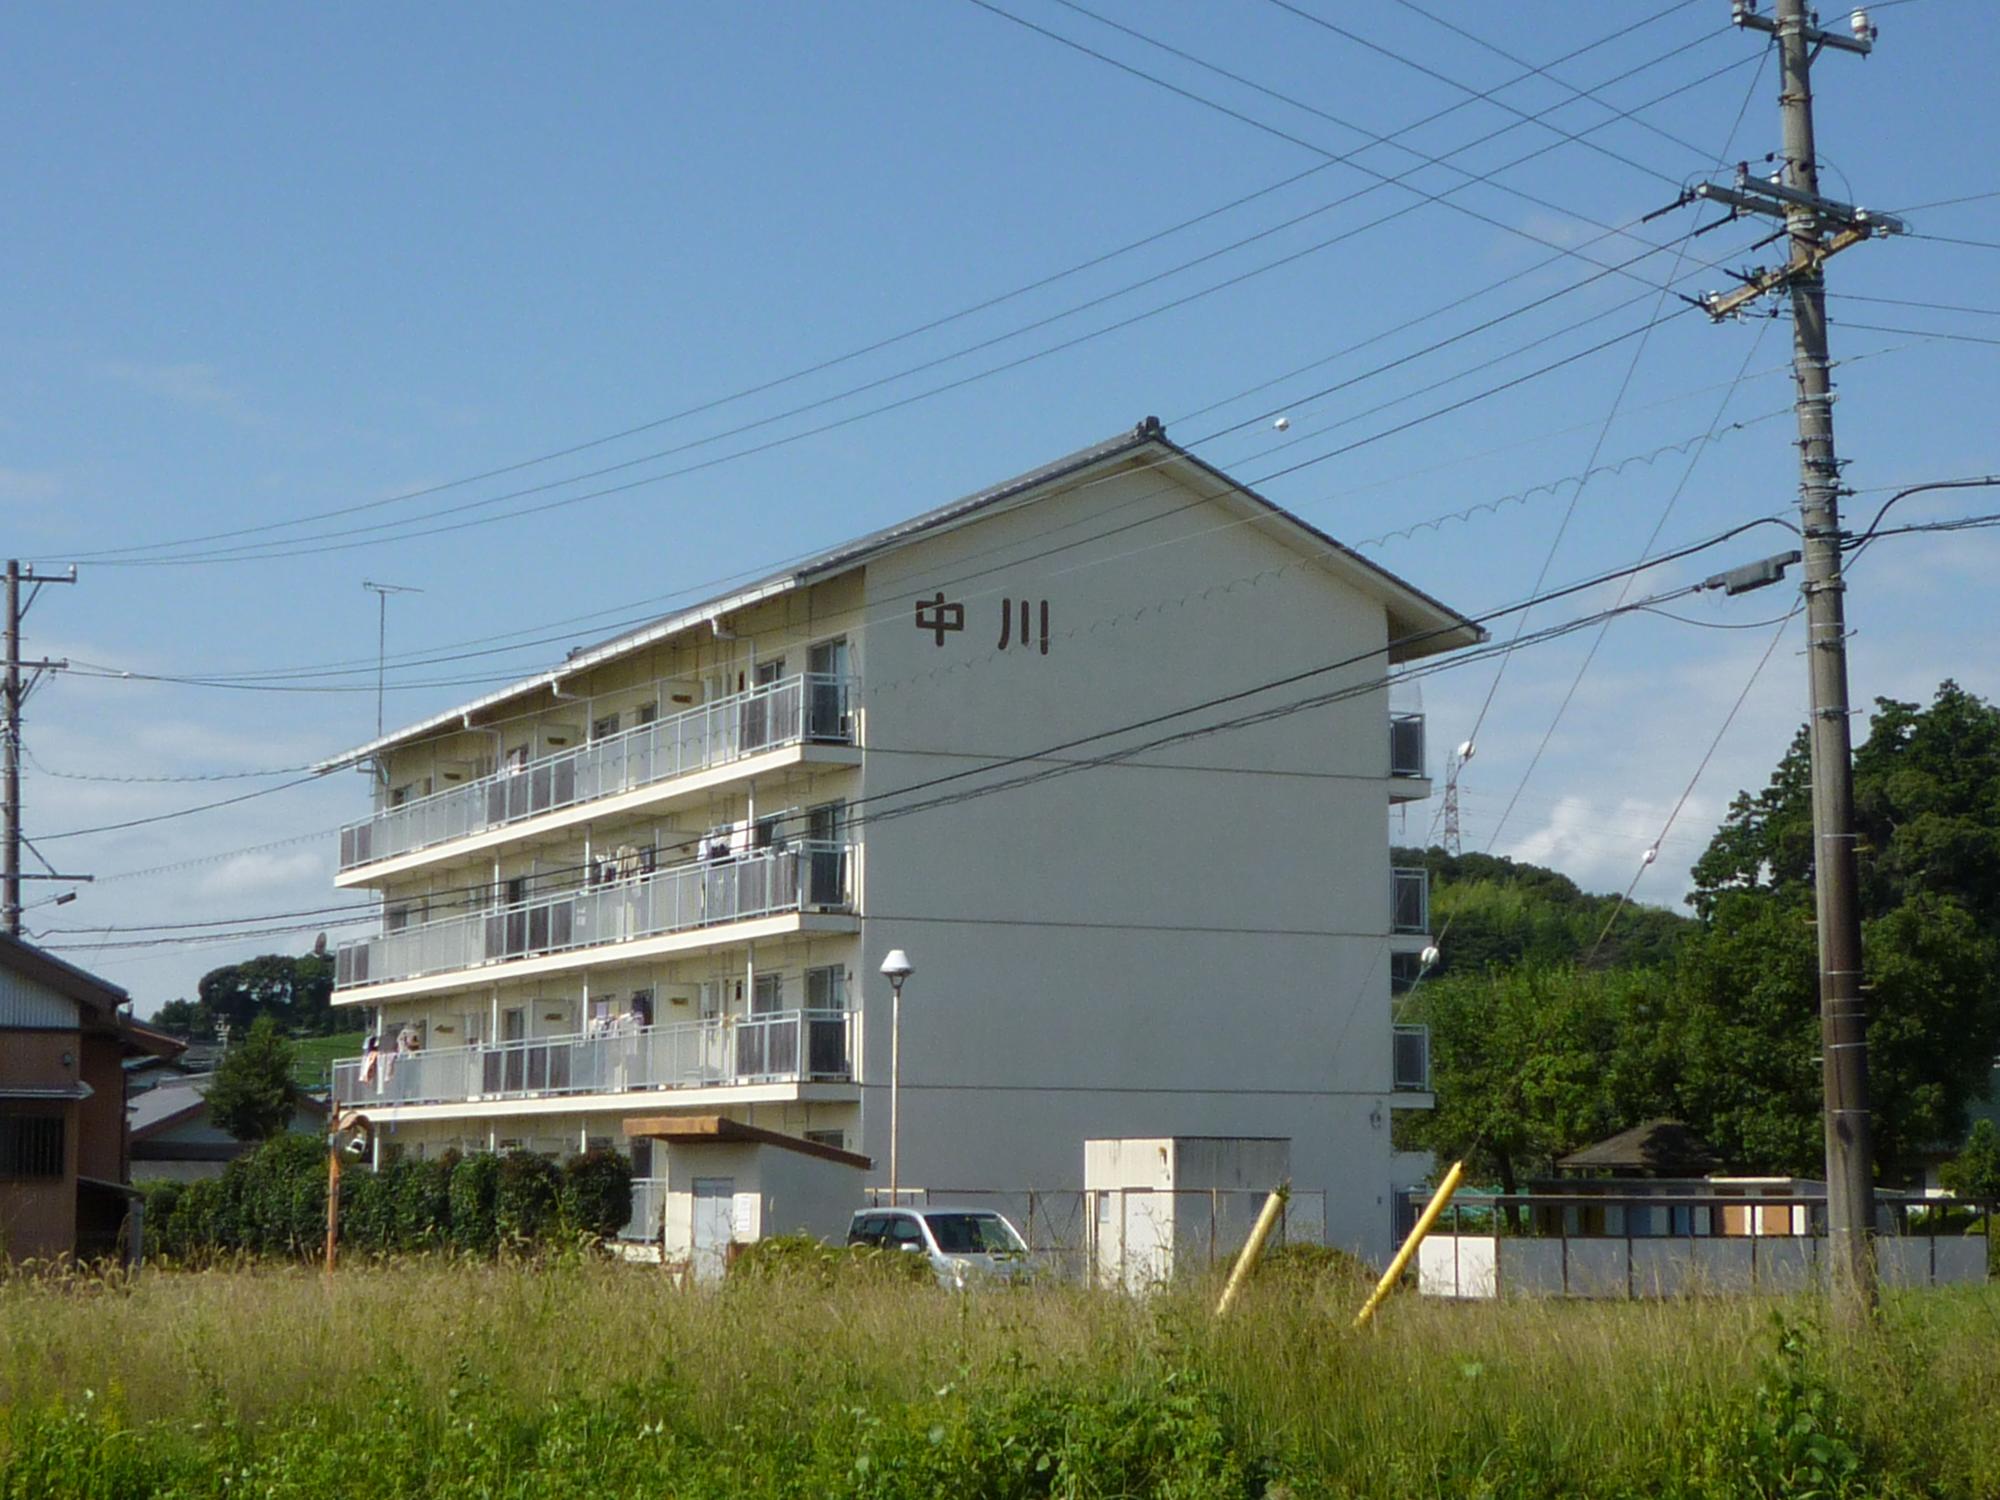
338,673,856,875
334,840,852,994
1392,1024,1432,1092
333,1007,856,1111
1392,866,1430,935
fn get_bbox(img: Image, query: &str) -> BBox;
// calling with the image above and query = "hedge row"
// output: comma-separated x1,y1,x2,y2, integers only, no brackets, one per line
138,1135,633,1261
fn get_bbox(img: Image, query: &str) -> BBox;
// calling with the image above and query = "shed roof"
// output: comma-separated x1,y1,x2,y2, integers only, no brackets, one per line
317,418,1484,771
622,1113,871,1170
1556,1119,1722,1177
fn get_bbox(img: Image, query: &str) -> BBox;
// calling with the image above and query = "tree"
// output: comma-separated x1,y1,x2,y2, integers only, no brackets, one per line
1940,1120,2000,1204
1671,683,2000,1177
196,953,338,1036
151,997,210,1036
1396,847,1691,977
1402,963,1671,1210
204,1015,299,1142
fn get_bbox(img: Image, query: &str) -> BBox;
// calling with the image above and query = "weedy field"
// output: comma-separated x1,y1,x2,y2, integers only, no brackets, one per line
2,1256,1997,1498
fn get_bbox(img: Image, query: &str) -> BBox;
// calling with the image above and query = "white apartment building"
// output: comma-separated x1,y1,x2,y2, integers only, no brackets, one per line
320,418,1479,1261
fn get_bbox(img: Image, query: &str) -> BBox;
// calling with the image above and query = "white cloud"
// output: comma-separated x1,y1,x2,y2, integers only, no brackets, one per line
97,358,259,425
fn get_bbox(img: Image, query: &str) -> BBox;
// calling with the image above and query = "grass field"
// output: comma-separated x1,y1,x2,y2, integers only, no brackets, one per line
3,1259,1997,1498
285,1031,365,1090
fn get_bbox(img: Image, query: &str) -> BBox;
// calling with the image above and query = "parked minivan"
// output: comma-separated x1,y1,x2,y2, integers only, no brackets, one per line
847,1206,1033,1288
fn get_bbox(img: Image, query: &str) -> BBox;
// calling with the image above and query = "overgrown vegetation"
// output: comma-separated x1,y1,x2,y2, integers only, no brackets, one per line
1402,682,2000,1185
3,1261,1998,1497
136,1135,632,1261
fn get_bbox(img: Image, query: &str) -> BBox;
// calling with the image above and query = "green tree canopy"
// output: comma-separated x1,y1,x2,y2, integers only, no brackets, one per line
1401,963,1673,1197
1940,1119,2000,1203
205,1015,300,1143
1670,682,2000,1176
187,953,338,1037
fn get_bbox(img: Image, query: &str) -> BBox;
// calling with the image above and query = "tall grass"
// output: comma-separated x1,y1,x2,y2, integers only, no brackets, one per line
2,1258,1997,1497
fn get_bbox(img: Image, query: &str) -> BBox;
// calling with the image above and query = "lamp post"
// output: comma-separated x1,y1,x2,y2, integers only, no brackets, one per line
880,949,913,1203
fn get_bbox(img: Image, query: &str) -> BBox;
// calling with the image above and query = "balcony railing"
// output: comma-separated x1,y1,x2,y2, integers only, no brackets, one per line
334,840,853,990
1393,1024,1431,1092
1390,713,1426,778
339,673,856,871
1392,866,1430,934
333,1007,856,1110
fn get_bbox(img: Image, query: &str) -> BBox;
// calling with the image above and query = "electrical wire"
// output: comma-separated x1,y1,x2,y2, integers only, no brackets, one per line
66,36,1752,576
1253,0,1698,186
62,0,1720,568
43,517,1804,945
1588,605,1799,958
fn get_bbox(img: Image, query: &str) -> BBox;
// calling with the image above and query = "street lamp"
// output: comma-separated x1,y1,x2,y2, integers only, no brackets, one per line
880,949,914,1203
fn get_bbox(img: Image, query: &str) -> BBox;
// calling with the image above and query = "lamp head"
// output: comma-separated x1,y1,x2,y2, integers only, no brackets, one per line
880,949,914,984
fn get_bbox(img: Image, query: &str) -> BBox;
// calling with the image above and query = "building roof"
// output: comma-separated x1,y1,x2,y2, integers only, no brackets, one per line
622,1112,872,1170
316,418,1485,771
0,932,130,1024
127,1073,328,1142
1556,1119,1722,1177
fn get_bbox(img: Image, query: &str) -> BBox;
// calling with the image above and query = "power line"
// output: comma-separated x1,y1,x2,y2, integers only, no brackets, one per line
45,516,1803,944
61,9,1731,570
1589,606,1799,958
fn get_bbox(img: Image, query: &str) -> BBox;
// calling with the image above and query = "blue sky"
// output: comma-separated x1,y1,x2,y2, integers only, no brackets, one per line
6,1,1996,1014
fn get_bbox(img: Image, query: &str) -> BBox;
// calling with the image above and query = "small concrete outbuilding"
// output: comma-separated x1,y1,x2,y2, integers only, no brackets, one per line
1085,1136,1299,1291
624,1114,870,1280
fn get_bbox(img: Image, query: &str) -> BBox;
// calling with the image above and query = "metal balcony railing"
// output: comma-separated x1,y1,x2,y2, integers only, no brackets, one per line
333,840,853,990
332,1007,857,1110
338,673,856,871
1389,712,1426,778
1392,1024,1431,1092
1392,866,1430,934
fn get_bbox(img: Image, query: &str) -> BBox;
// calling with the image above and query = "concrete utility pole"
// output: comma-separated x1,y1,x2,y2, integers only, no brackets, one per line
3,558,79,937
1694,0,1896,1316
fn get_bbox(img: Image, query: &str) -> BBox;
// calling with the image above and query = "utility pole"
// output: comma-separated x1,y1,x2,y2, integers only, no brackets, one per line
4,559,81,937
1678,0,1895,1317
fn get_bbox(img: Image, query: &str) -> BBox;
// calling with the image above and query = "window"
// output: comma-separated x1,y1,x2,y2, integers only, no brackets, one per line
631,1139,655,1178
805,965,846,1011
0,1115,63,1178
591,712,621,742
1389,951,1424,995
886,1215,925,1247
804,1128,846,1151
923,1212,1026,1255
751,974,783,1016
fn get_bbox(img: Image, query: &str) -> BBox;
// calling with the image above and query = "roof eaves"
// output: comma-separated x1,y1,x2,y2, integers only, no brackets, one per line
312,422,1168,774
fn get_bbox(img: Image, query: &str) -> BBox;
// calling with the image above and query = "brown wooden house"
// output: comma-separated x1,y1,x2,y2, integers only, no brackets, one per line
0,934,180,1261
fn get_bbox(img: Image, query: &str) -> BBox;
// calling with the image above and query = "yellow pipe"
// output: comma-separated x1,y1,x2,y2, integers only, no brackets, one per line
1213,1183,1290,1317
1352,1158,1465,1330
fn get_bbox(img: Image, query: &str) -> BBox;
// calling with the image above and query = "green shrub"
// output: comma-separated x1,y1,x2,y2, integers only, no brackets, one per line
449,1153,502,1253
135,1182,184,1259
393,1151,457,1249
1256,1241,1375,1289
221,1132,324,1256
558,1149,633,1238
494,1151,562,1243
163,1177,232,1260
338,1162,395,1254
730,1232,933,1287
